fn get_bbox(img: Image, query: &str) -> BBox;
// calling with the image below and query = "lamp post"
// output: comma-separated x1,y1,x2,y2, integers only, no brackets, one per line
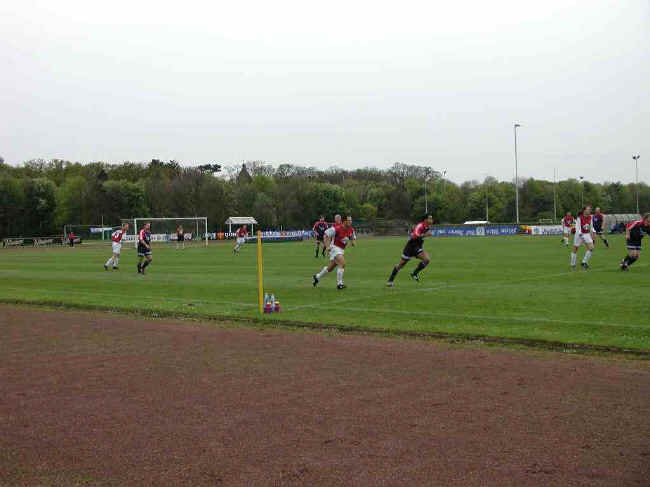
633,155,640,214
484,175,489,222
514,123,521,224
424,167,432,214
553,168,557,222
579,176,584,208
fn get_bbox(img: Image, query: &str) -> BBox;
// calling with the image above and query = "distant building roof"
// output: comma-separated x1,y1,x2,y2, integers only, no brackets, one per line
237,164,252,184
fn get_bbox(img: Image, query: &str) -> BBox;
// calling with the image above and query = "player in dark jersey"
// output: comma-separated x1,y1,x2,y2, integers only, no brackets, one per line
592,207,609,248
386,215,433,286
620,214,650,271
137,222,153,274
312,216,329,258
176,225,185,250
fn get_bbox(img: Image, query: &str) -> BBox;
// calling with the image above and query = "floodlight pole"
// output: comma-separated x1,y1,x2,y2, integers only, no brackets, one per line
579,176,584,208
514,123,521,224
633,155,640,214
553,168,557,222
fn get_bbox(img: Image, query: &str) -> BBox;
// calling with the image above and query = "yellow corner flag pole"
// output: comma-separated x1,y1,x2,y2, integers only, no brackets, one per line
257,230,264,314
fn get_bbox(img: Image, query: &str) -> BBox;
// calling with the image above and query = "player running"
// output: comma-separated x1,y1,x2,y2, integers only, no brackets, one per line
386,214,433,287
137,222,153,274
233,225,248,254
570,206,595,270
561,212,574,246
312,216,329,258
620,213,650,271
104,223,129,270
592,207,609,248
176,225,185,250
312,215,356,290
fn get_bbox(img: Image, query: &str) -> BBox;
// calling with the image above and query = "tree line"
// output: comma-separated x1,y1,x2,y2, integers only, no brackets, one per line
0,158,647,238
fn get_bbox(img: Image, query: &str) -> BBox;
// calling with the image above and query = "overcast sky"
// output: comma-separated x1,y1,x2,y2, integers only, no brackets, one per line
1,0,648,183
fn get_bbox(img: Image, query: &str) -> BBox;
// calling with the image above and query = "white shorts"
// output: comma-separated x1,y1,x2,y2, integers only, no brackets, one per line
329,245,344,261
111,242,122,255
563,227,571,236
236,237,245,245
573,233,593,247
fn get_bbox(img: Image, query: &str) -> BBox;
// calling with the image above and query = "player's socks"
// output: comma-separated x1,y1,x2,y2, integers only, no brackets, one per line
388,266,400,282
142,261,150,270
315,247,319,257
626,255,638,267
336,268,344,285
105,257,113,267
582,250,592,264
316,266,329,279
570,252,577,267
413,261,428,276
603,239,609,248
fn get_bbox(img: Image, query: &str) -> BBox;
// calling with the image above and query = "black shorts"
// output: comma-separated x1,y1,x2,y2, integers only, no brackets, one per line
138,244,152,257
626,239,642,251
401,238,424,260
316,234,324,242
593,225,603,235
177,234,184,242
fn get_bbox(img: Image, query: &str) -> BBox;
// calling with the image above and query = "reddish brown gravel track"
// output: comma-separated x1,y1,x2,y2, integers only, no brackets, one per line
1,305,649,486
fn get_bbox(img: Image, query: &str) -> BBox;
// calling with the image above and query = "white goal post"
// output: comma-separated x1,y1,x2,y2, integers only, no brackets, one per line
127,217,209,248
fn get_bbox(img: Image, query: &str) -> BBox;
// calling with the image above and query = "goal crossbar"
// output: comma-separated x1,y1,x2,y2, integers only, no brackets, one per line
129,217,208,247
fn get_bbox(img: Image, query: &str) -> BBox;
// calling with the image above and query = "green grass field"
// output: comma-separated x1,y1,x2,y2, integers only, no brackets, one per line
1,235,649,351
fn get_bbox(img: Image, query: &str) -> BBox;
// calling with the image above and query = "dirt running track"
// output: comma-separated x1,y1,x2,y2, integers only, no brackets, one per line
1,305,649,486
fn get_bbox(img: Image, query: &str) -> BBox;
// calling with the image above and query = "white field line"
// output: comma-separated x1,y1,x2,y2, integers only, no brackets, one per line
0,287,257,309
290,263,649,312
332,306,650,330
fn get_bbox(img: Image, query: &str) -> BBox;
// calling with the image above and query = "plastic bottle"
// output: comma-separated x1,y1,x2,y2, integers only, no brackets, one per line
263,293,271,314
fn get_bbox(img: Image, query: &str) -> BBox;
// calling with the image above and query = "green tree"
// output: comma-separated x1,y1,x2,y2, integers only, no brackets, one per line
0,176,25,237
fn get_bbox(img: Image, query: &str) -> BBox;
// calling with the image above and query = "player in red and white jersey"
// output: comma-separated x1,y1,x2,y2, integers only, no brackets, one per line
312,215,356,290
233,225,248,254
620,213,650,270
104,223,129,271
386,215,433,286
561,212,574,246
570,206,595,270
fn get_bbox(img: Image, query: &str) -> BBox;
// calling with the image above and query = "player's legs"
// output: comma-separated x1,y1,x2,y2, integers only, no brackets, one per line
335,254,346,288
314,239,321,258
387,257,409,285
140,254,153,273
563,229,569,246
597,232,610,248
581,237,594,268
621,246,640,270
410,251,430,281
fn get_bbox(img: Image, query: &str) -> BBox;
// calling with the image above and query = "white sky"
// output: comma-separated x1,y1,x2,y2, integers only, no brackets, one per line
1,0,648,183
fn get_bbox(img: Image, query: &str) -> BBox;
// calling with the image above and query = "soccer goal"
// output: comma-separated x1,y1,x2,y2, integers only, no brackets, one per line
122,217,209,248
63,224,119,244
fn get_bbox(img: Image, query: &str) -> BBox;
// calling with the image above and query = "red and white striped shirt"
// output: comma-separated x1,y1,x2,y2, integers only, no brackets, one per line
410,221,431,240
111,229,125,243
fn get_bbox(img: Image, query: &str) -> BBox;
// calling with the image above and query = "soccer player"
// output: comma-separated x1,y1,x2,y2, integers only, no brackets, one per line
176,225,184,250
312,215,355,290
620,213,650,271
312,215,329,258
68,231,75,247
233,225,248,254
104,223,128,270
561,212,574,246
592,207,609,248
386,214,434,287
137,222,153,274
570,206,595,270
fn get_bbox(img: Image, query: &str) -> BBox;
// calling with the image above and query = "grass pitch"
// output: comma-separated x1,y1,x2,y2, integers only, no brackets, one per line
1,235,648,350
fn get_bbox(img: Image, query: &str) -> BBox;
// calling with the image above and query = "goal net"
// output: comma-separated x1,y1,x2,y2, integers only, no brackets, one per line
63,224,119,244
120,217,208,248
